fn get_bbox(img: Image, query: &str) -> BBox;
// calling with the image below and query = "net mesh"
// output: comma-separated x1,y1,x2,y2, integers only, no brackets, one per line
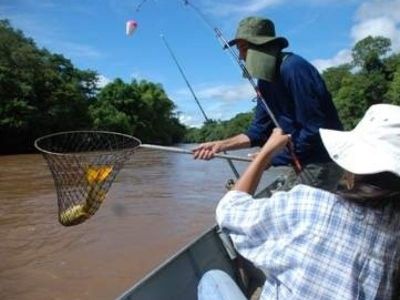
34,131,140,226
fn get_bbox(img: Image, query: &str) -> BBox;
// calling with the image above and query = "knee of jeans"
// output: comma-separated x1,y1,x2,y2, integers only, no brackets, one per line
199,269,228,287
198,270,247,300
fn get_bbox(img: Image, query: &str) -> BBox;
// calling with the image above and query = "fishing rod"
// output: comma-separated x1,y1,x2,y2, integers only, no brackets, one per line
161,34,208,122
135,0,150,12
160,34,241,179
130,1,242,177
181,0,302,173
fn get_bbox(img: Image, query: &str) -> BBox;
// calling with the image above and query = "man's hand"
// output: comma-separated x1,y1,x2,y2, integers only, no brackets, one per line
192,141,224,160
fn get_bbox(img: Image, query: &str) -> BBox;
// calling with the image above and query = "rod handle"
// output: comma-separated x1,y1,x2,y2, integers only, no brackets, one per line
140,144,251,162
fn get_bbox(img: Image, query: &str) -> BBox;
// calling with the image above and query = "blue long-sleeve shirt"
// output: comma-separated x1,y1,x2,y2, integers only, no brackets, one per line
245,53,343,166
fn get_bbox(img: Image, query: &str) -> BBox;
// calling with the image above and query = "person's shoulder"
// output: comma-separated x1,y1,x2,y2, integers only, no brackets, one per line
289,184,336,198
280,53,316,75
284,184,339,211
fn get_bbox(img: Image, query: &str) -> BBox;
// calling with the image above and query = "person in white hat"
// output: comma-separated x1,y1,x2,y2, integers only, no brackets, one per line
198,103,400,300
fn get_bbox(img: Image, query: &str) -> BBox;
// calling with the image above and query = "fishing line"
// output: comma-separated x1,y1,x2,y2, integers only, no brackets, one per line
135,0,150,12
132,0,241,178
181,0,302,173
160,34,241,179
161,35,209,122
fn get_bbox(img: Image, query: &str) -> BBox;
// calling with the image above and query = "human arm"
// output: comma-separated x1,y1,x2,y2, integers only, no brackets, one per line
192,94,276,160
244,98,274,147
192,133,251,160
215,130,295,262
233,128,290,195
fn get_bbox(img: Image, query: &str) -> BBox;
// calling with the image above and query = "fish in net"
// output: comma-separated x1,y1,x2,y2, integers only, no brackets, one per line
34,131,140,226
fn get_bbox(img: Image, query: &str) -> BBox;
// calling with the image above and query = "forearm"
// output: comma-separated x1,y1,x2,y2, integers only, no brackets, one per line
233,145,275,195
271,127,320,165
219,134,251,151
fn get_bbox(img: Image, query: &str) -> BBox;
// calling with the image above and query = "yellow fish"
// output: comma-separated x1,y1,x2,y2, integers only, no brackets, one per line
59,204,89,226
85,166,113,184
58,165,113,226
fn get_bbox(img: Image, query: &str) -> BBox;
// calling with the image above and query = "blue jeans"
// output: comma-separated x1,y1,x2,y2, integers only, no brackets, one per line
198,270,247,300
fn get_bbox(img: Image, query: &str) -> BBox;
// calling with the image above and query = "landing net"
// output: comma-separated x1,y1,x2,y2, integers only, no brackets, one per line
34,131,140,226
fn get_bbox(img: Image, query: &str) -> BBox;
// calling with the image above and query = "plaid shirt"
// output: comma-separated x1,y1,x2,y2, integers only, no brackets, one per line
216,185,400,300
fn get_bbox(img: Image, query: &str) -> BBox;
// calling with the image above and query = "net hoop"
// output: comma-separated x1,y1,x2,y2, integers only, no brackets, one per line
34,131,141,226
34,130,141,156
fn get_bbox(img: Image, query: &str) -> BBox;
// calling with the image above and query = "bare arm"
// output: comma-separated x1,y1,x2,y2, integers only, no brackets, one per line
192,134,251,160
233,129,290,195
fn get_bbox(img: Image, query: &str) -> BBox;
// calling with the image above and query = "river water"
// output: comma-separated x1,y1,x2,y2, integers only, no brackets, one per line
0,145,282,300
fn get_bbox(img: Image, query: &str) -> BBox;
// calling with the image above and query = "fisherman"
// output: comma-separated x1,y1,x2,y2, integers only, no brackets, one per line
192,16,343,191
198,103,400,300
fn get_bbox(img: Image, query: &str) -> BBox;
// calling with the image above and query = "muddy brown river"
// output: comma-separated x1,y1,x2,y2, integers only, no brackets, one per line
0,146,281,300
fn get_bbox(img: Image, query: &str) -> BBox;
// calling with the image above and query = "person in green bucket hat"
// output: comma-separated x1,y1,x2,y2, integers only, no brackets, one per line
193,16,344,192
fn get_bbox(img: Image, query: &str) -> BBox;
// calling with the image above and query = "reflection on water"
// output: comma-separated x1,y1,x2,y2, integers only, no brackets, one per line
0,145,282,300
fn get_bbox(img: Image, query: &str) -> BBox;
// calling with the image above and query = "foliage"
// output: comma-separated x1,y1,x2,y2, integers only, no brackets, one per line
352,36,391,71
323,35,400,129
90,79,185,144
0,19,97,153
385,65,400,105
184,112,253,143
323,64,351,99
0,20,185,153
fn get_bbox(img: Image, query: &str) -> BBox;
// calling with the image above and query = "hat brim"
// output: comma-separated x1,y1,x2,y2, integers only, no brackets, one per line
224,36,288,49
320,128,399,176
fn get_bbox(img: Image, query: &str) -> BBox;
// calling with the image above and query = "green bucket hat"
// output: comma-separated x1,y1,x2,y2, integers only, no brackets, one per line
225,16,288,49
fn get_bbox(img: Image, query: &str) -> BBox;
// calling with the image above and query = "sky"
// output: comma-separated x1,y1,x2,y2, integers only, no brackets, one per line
1,0,400,127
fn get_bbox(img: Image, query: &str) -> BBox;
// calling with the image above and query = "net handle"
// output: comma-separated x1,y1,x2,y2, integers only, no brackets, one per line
140,144,251,162
33,131,251,162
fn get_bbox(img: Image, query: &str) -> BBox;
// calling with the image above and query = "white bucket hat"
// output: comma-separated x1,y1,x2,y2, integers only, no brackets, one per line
320,104,400,177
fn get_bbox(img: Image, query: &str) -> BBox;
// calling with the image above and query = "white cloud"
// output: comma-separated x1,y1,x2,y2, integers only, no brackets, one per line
178,114,202,128
312,49,352,72
351,0,400,50
314,0,400,71
175,82,255,104
355,0,400,23
171,81,256,127
97,74,112,88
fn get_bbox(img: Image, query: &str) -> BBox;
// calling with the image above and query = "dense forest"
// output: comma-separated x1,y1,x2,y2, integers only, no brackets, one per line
185,36,400,142
1,19,400,153
0,20,185,154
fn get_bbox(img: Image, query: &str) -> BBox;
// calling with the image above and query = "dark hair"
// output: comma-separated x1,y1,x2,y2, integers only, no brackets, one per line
336,172,400,209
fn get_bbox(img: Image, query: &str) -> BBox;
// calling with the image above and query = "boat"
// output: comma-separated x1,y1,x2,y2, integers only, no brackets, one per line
116,175,286,300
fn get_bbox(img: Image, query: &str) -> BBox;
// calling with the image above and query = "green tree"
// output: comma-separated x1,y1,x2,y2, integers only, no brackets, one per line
352,36,391,72
0,20,98,153
183,112,253,143
328,36,398,129
385,66,400,105
334,74,368,129
322,64,351,99
90,79,185,144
